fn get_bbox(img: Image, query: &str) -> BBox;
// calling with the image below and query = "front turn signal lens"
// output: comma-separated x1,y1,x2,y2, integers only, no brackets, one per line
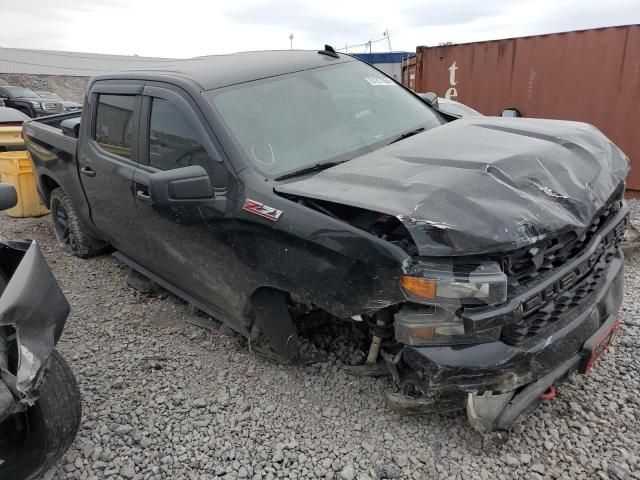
400,276,436,300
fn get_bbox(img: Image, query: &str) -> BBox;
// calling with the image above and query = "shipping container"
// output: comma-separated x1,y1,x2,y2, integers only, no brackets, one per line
406,25,640,194
401,54,416,90
351,52,413,81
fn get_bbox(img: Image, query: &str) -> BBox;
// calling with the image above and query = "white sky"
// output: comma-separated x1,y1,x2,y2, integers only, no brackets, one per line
0,0,638,57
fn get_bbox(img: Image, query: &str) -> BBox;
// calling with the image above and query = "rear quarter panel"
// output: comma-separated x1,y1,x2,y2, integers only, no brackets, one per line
22,117,103,240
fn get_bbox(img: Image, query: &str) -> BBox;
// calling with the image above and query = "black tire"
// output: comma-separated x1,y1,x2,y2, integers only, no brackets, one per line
50,187,104,258
0,351,82,480
0,268,7,293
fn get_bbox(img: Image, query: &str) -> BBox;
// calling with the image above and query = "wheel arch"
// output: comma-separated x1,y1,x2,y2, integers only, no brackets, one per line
246,285,300,363
39,174,60,207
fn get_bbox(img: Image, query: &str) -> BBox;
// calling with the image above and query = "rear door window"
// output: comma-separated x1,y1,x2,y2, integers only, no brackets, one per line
94,94,136,159
148,98,212,172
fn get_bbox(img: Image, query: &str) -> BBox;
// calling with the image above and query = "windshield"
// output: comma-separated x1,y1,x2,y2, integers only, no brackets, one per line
4,87,39,99
205,60,443,176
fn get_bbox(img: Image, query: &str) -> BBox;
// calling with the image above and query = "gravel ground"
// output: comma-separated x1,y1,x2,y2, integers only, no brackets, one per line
1,202,640,480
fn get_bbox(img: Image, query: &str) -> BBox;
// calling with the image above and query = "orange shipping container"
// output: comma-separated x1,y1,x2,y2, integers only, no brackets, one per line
409,25,640,194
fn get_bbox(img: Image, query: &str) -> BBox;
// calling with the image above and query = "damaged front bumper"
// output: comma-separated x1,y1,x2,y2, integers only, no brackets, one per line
384,212,626,432
466,309,621,433
0,238,69,415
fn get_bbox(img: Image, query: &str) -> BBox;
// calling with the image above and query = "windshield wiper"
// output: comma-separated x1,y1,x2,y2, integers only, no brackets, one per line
387,127,426,145
275,161,342,181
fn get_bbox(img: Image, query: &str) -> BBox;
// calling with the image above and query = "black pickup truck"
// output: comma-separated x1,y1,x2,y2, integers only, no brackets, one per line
23,48,629,433
0,86,64,118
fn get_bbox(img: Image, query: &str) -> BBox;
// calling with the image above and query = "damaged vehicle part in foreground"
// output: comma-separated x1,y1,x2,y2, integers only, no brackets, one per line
23,48,629,434
0,183,81,479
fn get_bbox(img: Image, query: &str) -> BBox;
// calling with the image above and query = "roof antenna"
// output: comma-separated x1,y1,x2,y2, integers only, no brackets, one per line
318,44,339,59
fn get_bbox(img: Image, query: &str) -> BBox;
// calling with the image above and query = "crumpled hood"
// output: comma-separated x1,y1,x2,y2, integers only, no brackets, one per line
275,117,629,255
0,239,69,404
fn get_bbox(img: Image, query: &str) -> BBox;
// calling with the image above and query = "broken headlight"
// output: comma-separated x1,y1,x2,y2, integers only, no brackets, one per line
400,260,507,307
394,304,501,346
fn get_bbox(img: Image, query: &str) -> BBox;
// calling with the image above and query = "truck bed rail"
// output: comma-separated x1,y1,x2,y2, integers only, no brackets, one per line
22,113,80,156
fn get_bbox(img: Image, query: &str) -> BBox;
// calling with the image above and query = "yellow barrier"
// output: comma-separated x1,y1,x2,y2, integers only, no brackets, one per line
0,125,24,148
0,125,49,217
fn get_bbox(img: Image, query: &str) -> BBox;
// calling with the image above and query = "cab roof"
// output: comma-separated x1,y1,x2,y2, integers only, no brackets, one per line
92,50,355,91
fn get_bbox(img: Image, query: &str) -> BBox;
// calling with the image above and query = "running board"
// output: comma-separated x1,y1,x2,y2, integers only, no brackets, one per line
111,251,249,337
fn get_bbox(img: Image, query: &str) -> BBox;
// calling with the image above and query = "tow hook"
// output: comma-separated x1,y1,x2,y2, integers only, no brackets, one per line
540,386,556,401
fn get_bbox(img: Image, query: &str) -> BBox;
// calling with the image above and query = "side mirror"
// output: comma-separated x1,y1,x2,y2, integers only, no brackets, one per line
146,166,215,208
419,92,439,108
0,184,18,211
60,118,81,138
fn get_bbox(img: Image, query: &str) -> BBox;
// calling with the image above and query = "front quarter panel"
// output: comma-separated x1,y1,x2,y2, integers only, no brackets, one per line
229,172,410,318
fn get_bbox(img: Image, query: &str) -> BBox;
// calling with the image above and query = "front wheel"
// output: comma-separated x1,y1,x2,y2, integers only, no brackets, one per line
0,351,82,480
50,187,105,258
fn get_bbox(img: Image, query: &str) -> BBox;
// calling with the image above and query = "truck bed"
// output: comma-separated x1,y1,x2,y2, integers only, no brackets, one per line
22,111,81,156
22,110,88,218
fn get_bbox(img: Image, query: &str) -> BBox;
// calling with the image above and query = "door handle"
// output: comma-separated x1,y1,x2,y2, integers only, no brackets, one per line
136,189,153,205
80,166,96,177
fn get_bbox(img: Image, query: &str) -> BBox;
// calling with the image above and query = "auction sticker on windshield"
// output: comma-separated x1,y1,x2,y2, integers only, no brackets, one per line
364,77,394,86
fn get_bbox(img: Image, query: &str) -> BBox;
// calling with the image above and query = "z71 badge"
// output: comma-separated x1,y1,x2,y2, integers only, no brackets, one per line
242,199,283,222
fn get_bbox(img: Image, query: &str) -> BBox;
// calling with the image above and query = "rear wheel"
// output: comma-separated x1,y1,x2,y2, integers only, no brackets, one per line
0,350,82,480
50,188,105,258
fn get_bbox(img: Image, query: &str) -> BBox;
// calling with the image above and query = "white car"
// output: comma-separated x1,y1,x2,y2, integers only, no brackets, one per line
436,97,482,117
0,106,30,124
418,92,482,118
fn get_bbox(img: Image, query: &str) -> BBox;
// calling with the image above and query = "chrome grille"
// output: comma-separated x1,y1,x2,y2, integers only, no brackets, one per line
42,102,63,113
